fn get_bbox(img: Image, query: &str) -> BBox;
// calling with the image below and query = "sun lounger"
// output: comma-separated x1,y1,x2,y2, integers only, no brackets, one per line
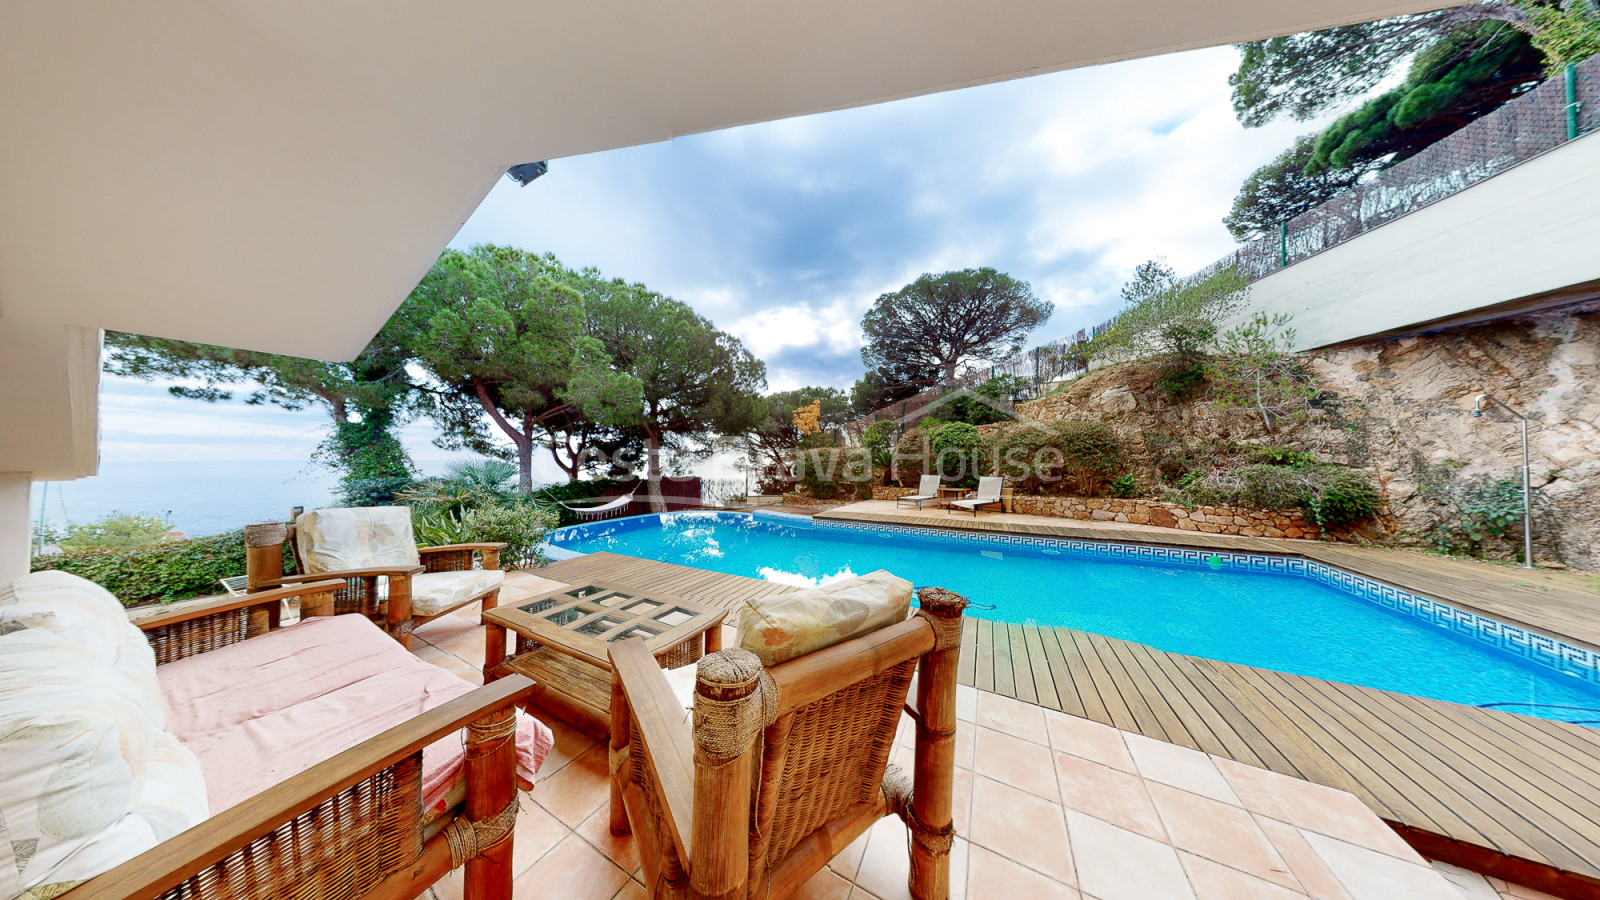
947,475,1005,516
896,474,943,509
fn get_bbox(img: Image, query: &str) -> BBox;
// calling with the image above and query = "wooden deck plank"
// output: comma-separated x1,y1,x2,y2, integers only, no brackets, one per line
990,619,1017,699
1060,629,1141,734
973,618,995,693
1006,622,1038,705
1021,624,1063,712
957,618,978,688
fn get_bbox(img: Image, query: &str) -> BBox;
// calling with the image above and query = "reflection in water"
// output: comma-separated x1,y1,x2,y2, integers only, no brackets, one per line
756,566,860,589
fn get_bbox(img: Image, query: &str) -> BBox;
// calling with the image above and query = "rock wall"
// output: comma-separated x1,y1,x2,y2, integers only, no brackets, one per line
1003,301,1600,568
1007,496,1321,539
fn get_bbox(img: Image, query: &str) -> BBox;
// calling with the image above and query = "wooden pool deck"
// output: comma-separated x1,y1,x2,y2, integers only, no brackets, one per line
540,546,1600,899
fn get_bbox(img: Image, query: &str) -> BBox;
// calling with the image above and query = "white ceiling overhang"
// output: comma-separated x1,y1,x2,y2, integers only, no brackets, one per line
1,0,1452,362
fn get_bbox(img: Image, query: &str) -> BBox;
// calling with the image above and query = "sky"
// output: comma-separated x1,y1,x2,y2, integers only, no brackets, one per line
93,43,1320,472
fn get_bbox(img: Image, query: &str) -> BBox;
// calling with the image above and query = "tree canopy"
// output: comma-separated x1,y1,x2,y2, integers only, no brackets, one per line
400,245,642,494
583,281,766,511
1224,4,1594,240
742,386,851,486
105,321,418,505
860,268,1051,387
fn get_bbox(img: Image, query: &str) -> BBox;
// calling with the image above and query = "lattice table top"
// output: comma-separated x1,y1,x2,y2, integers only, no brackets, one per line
484,581,726,669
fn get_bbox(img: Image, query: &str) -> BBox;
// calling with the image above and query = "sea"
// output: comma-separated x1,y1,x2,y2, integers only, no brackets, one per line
29,452,751,540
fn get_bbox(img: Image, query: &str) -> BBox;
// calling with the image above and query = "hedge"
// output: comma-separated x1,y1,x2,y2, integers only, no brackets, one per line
29,529,286,607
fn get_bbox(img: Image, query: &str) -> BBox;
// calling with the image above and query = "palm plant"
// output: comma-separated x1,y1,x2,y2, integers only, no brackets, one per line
396,458,520,515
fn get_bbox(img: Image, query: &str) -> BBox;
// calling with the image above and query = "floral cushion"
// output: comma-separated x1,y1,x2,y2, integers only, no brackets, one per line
0,571,164,728
296,507,420,575
409,570,504,616
735,570,914,666
0,630,207,899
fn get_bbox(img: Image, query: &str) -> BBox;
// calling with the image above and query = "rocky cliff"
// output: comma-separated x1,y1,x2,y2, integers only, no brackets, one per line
1003,301,1600,569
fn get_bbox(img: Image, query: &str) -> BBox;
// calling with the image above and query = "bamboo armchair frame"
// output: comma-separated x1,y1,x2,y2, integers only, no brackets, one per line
243,517,508,649
608,589,968,900
57,580,535,900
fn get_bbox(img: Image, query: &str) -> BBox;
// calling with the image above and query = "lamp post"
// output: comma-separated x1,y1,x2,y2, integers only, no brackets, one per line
1471,394,1533,569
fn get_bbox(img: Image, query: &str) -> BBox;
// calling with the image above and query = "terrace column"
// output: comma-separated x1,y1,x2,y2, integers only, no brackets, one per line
0,473,31,583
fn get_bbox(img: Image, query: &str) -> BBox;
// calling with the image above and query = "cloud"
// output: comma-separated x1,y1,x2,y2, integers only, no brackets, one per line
453,45,1315,392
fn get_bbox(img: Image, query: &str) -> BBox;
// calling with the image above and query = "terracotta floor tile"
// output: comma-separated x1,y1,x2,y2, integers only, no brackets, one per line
541,717,600,778
957,684,978,723
1254,816,1353,900
511,832,629,900
967,843,1080,900
975,692,1049,745
531,742,612,827
1499,882,1566,900
968,776,1075,885
610,882,648,900
1299,832,1463,900
852,816,914,900
1065,810,1194,900
1146,782,1297,890
577,805,641,874
1429,860,1501,900
435,626,488,663
1043,711,1136,774
510,792,570,876
974,726,1059,800
1254,771,1415,859
414,614,479,646
953,768,973,835
1121,733,1239,805
792,867,855,900
950,836,969,900
1180,851,1308,900
1212,756,1286,820
954,721,975,770
1053,752,1166,842
414,645,485,685
846,889,883,900
828,828,872,881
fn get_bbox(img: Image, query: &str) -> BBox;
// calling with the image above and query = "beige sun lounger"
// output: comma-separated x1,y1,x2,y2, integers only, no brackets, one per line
948,476,1005,516
896,474,944,509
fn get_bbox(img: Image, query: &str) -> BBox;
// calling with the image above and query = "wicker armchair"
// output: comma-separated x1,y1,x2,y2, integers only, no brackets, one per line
244,508,507,651
58,580,535,900
607,588,968,900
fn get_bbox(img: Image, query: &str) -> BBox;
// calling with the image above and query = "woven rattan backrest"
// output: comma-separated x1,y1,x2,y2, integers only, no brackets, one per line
758,658,916,865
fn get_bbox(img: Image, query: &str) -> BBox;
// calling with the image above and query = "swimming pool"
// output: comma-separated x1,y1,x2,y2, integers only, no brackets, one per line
547,511,1600,725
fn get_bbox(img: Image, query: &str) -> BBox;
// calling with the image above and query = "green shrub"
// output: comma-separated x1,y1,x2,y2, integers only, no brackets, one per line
412,501,558,568
987,423,1059,494
1426,475,1526,558
1173,463,1378,526
1057,422,1126,497
893,428,930,486
56,512,174,553
1247,446,1319,468
795,447,873,500
528,478,625,527
31,529,283,606
1110,474,1141,498
1303,465,1379,527
1154,357,1206,400
929,422,985,486
862,420,898,472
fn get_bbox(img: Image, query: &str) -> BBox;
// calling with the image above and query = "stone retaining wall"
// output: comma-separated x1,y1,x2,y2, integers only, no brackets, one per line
872,486,916,501
1006,495,1321,539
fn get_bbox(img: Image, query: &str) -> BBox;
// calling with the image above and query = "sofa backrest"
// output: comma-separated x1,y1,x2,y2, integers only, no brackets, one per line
0,571,209,898
295,506,420,575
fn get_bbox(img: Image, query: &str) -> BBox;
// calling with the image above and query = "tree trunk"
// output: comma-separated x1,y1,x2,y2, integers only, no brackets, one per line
645,433,666,513
942,359,959,385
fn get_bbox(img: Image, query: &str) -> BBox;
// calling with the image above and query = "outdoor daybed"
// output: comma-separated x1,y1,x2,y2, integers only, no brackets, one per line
0,570,553,900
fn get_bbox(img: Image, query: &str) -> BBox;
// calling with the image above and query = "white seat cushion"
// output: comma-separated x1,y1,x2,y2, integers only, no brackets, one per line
410,570,504,616
296,507,420,574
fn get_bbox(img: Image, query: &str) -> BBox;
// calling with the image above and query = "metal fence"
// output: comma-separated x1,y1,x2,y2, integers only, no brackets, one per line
844,59,1600,436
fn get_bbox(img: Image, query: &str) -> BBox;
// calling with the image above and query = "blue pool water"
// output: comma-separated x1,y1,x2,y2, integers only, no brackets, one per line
548,512,1600,726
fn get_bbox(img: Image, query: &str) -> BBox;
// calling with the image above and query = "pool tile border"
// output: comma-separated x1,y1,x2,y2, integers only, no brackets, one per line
812,518,1600,688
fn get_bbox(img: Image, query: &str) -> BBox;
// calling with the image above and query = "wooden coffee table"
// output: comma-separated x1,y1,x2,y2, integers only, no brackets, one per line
483,581,726,738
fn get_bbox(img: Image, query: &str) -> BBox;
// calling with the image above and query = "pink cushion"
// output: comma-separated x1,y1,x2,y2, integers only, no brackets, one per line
158,615,552,815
